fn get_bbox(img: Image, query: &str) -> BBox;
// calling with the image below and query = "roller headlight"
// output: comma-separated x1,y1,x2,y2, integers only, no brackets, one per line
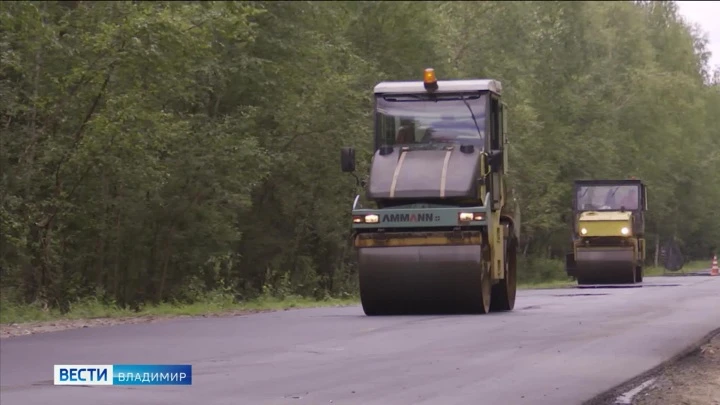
459,212,484,222
621,227,629,235
352,214,379,224
580,228,588,235
365,214,379,224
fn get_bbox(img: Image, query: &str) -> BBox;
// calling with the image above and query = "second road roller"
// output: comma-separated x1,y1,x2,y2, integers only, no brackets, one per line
565,179,648,285
340,68,520,315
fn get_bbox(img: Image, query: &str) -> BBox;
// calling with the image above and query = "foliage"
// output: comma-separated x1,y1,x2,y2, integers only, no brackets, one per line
1,0,718,311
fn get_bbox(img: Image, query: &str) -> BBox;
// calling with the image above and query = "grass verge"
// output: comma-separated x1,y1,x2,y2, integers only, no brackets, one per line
2,280,579,326
0,294,358,325
1,259,712,326
0,280,579,326
644,260,710,277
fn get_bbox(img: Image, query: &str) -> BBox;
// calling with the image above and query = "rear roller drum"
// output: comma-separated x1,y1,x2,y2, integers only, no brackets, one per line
574,247,638,285
359,288,389,316
357,245,493,315
576,268,636,285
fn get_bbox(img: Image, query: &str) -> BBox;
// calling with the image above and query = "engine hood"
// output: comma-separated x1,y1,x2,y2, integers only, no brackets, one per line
366,145,480,200
578,211,633,221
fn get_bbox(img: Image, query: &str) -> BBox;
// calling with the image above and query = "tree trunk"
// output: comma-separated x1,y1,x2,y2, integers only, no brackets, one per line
95,169,108,288
654,235,660,267
112,210,122,299
157,227,175,303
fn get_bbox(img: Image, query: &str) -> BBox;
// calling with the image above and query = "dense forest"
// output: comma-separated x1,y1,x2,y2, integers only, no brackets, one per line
2,0,719,310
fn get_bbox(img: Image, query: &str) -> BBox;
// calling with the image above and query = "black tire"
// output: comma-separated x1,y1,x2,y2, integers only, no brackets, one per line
490,225,518,312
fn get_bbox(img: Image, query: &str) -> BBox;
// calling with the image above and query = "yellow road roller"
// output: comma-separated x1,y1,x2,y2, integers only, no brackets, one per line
565,179,648,285
340,68,520,315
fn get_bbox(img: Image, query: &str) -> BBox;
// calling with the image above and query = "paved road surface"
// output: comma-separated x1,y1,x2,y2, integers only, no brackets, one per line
2,276,719,405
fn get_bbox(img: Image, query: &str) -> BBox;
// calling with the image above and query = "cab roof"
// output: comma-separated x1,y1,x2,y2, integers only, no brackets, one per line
373,79,502,95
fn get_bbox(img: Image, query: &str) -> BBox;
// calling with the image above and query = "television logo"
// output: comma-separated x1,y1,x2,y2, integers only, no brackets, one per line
54,364,192,386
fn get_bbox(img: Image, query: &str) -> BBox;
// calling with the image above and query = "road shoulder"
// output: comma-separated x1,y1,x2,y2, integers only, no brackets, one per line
586,328,720,405
632,331,720,405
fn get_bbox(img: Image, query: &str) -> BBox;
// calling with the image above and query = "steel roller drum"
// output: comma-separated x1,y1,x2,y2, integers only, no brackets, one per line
357,244,488,315
574,246,636,284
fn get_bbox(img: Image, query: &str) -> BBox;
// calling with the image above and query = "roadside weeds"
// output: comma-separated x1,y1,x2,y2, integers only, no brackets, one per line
0,296,357,339
0,281,575,339
1,266,710,340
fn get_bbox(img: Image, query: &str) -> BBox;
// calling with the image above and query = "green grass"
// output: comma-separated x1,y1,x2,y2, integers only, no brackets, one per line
1,281,572,325
644,260,711,277
0,294,358,325
2,259,712,325
519,279,575,289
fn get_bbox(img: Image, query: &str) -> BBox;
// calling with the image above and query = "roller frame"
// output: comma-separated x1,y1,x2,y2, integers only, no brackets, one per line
341,76,517,316
351,196,517,315
566,179,648,286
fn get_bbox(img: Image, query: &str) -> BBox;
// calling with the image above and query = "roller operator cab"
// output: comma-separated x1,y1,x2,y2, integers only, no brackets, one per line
565,179,648,285
340,68,520,316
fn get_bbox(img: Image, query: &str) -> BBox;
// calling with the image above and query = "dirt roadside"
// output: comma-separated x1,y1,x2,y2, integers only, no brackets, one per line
632,332,720,405
0,308,281,339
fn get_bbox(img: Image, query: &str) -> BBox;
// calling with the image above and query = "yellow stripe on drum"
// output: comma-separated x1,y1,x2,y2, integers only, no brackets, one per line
576,246,635,262
354,231,482,248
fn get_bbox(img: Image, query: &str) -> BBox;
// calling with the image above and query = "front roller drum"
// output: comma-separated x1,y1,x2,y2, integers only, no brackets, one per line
575,246,638,285
358,245,491,315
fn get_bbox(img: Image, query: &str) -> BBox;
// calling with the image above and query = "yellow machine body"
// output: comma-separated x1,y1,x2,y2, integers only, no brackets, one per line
565,179,648,285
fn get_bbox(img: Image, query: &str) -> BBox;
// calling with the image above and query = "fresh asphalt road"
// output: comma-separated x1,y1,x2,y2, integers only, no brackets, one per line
2,275,719,405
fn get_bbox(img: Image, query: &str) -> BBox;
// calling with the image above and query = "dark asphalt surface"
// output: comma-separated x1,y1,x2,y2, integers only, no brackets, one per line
2,275,719,405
